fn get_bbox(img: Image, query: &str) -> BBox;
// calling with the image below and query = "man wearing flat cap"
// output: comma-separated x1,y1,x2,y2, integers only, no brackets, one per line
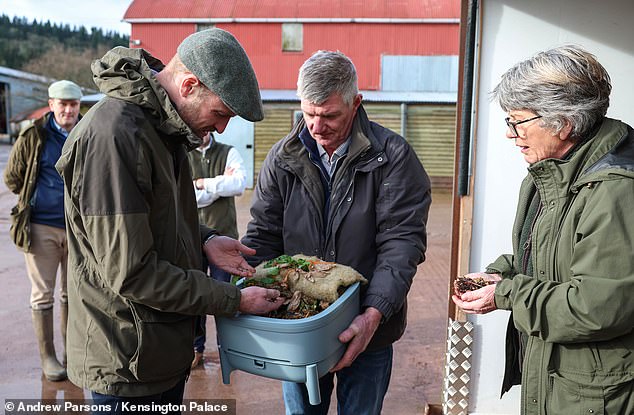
54,29,283,409
4,80,82,382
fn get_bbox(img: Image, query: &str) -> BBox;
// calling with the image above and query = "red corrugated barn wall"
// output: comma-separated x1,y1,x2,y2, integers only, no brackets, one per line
130,23,196,62
130,22,459,90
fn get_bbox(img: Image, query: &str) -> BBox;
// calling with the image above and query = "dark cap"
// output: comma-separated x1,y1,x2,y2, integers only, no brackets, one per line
177,28,264,122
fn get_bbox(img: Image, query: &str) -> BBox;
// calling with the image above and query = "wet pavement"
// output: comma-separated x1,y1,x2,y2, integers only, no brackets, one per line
0,142,451,414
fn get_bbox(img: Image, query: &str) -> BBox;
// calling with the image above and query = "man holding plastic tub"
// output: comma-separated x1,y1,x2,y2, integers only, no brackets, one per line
55,28,284,412
242,50,431,415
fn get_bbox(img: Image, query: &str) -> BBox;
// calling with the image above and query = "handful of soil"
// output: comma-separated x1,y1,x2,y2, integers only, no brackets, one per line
454,276,495,295
241,254,366,319
243,277,328,319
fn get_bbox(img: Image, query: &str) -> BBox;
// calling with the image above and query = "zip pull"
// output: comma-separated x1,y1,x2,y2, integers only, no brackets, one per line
523,237,531,250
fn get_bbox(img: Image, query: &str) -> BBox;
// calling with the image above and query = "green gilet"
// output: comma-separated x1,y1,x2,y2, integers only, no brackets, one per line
187,142,239,239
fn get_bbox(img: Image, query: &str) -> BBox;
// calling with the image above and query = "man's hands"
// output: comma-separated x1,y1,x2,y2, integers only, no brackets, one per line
451,272,501,314
193,167,235,190
202,236,283,314
203,235,255,277
239,286,285,315
330,306,382,372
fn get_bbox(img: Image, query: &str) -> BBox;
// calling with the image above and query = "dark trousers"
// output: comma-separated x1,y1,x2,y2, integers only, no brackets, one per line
282,346,393,415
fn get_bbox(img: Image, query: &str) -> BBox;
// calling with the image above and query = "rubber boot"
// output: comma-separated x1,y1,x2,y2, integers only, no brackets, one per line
60,302,68,367
32,309,67,381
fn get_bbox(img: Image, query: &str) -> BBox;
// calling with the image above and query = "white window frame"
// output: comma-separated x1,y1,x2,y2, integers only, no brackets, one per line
282,23,303,52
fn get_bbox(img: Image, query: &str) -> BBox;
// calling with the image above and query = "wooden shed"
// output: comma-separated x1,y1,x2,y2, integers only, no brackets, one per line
0,66,53,140
252,93,456,189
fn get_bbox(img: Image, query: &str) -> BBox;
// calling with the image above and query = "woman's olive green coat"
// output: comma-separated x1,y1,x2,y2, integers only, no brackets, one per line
488,118,634,414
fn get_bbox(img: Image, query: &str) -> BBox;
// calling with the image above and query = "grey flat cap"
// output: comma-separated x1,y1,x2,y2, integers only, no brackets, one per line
178,28,263,122
48,80,82,100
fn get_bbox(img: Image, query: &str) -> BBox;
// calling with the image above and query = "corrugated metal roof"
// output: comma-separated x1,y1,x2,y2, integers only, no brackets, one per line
0,66,54,84
261,90,457,103
124,0,460,20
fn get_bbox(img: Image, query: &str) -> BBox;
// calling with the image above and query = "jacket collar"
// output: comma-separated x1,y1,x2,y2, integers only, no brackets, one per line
528,117,634,190
92,47,201,151
581,119,634,177
280,104,379,167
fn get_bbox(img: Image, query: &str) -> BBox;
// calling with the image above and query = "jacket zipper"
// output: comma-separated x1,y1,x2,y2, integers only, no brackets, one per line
324,152,374,244
324,171,356,245
300,151,332,255
522,202,544,274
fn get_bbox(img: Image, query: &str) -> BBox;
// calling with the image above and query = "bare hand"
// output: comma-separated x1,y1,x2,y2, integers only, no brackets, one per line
224,166,236,176
330,307,382,372
203,236,256,277
451,272,501,314
238,286,285,315
462,271,501,283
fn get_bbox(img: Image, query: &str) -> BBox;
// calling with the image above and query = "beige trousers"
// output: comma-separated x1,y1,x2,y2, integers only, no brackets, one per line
24,223,68,310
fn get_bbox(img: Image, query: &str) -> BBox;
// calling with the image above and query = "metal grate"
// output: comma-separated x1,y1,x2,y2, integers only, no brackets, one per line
442,319,474,415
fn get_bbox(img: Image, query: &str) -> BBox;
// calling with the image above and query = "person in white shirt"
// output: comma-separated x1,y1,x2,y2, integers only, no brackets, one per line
187,131,247,368
192,133,247,209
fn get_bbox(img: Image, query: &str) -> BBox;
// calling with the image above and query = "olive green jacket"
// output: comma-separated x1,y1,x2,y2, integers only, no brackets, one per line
55,47,241,396
4,113,51,251
488,118,634,414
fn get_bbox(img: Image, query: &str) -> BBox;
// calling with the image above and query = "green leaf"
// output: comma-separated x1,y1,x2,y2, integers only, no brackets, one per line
258,277,276,285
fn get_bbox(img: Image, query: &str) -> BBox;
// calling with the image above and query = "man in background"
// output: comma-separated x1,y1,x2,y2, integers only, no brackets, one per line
4,80,82,381
188,131,247,368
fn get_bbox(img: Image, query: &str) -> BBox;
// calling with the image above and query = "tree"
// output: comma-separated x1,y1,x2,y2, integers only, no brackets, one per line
22,44,113,89
0,14,128,88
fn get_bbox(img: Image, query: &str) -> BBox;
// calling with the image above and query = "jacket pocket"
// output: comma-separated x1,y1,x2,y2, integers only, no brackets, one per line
128,302,194,382
549,372,604,415
548,372,634,415
9,204,30,251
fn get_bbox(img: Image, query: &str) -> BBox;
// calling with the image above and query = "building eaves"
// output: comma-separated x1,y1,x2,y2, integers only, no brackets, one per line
0,66,54,84
83,90,456,105
124,17,459,24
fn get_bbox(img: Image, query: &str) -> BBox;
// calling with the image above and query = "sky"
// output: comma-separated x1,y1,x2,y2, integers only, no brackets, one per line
1,0,132,35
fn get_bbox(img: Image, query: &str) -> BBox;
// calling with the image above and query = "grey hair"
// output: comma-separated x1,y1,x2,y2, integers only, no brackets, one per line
297,50,358,105
491,45,611,138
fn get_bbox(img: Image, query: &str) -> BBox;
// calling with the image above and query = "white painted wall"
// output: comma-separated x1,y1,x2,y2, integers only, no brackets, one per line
214,116,255,188
467,0,634,413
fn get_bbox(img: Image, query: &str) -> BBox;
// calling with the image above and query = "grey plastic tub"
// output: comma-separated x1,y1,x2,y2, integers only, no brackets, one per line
215,282,360,405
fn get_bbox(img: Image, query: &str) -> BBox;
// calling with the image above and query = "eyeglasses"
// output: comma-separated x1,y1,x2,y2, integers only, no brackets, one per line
505,115,542,137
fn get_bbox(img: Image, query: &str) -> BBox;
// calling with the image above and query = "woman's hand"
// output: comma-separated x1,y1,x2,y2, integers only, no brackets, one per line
451,272,501,314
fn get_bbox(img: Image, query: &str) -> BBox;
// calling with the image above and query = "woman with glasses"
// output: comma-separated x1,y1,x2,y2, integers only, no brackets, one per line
453,45,634,414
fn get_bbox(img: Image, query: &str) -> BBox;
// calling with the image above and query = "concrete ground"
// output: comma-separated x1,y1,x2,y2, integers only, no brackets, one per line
0,141,451,414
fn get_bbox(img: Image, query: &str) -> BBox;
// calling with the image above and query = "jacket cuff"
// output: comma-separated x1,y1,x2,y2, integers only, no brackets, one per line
200,225,217,244
208,281,242,317
494,278,513,310
362,293,392,322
